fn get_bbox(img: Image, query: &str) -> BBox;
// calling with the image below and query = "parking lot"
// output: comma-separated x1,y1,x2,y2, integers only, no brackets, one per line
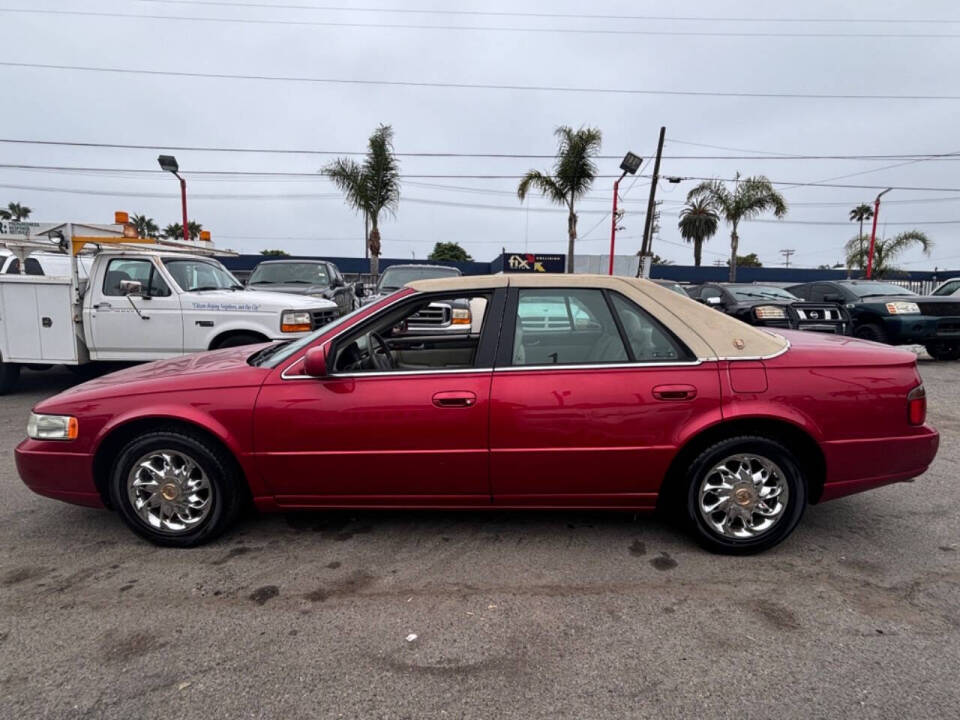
1,361,958,720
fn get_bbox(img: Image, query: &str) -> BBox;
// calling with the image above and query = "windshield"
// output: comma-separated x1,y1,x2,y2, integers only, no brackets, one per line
163,258,242,292
845,282,916,298
249,262,330,286
730,286,798,301
378,266,460,291
256,302,372,368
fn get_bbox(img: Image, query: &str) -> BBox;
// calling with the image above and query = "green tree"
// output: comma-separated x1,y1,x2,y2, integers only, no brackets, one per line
131,214,159,238
845,230,930,277
260,249,290,256
0,201,32,221
677,197,719,267
428,241,472,262
849,203,874,259
517,126,603,273
324,124,401,277
727,253,763,268
686,173,787,281
162,221,203,240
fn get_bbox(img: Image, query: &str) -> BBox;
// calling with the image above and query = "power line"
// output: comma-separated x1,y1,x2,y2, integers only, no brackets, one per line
3,61,960,101
4,8,960,38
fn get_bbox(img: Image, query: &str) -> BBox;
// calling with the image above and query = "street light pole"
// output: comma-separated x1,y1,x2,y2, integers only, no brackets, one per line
866,187,892,279
158,155,190,243
609,151,642,275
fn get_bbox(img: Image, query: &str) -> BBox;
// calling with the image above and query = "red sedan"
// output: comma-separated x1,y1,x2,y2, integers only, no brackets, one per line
16,275,938,553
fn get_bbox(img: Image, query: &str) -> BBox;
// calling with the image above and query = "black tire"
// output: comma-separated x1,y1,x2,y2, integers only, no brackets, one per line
683,436,807,555
109,430,243,547
211,332,267,350
925,342,960,361
0,361,20,395
853,323,889,344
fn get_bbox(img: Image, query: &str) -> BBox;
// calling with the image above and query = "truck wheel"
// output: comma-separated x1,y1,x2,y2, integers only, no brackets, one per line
925,342,960,361
0,361,20,395
683,436,807,555
853,323,888,344
212,333,267,349
109,430,243,547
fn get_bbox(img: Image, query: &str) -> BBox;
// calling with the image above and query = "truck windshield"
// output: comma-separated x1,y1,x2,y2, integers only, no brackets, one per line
730,286,798,301
163,258,242,292
249,262,329,286
378,266,460,291
845,283,916,298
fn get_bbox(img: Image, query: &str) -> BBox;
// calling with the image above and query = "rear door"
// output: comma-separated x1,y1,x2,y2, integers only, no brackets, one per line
489,287,722,506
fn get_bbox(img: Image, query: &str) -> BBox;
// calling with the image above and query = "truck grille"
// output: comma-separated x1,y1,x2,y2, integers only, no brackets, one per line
311,309,338,328
789,303,849,334
410,304,450,326
917,302,960,317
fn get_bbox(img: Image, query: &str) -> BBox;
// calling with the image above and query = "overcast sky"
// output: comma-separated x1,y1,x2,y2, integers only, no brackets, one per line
2,0,959,270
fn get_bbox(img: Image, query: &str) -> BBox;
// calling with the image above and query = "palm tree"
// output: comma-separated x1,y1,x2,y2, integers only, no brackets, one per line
686,173,787,281
131,214,159,238
849,203,874,258
677,197,719,267
844,230,930,277
0,202,32,221
162,221,203,240
323,124,401,277
517,126,602,273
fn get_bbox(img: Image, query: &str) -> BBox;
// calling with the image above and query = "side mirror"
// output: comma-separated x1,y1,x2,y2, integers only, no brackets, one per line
303,346,328,377
353,282,365,297
119,279,143,296
705,296,722,306
331,276,344,288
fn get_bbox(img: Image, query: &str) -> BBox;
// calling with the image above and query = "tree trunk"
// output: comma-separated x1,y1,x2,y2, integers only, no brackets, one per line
694,239,702,267
858,217,864,268
368,221,382,278
566,207,577,274
728,224,739,282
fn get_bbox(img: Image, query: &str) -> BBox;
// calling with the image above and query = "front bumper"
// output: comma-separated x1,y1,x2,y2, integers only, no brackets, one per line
880,316,960,344
15,439,103,508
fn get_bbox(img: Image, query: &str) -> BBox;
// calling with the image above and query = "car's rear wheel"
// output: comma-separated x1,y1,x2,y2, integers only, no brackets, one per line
109,430,242,547
684,437,806,554
853,323,888,344
925,341,960,361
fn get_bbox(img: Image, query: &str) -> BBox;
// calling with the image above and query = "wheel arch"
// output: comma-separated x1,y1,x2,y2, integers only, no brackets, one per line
659,417,827,511
208,329,270,350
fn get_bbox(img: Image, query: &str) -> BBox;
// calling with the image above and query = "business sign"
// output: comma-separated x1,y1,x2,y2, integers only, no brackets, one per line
504,252,565,273
0,220,40,236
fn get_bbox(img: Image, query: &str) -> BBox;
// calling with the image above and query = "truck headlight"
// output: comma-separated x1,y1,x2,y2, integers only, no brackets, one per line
281,310,312,333
885,301,920,315
753,305,786,320
451,308,472,325
27,413,78,441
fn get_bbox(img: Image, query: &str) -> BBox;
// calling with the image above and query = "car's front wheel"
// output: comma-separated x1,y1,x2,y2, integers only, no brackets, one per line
854,323,888,344
109,430,243,547
925,341,960,361
684,437,807,554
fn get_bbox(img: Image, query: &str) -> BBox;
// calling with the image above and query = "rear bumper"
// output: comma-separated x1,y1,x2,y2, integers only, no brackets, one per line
14,440,103,508
819,426,939,502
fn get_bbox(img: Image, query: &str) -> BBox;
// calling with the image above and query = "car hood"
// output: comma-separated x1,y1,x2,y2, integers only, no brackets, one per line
247,283,332,296
770,328,917,367
187,288,336,309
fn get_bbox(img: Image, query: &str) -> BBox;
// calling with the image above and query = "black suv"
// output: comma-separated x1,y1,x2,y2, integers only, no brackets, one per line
688,283,850,334
787,279,960,360
246,259,359,316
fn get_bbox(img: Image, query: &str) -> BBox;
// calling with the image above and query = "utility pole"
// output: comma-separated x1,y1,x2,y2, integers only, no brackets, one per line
866,188,892,279
780,249,795,268
637,126,666,278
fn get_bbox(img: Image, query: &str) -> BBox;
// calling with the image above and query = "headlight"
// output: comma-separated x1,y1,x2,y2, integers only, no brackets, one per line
886,301,920,315
451,308,472,325
27,413,78,441
753,305,786,320
281,310,312,333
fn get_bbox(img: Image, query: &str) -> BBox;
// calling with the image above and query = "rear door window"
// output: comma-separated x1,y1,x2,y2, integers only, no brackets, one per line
609,293,691,362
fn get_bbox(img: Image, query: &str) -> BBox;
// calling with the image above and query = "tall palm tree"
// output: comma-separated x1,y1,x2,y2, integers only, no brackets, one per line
0,201,32,221
162,221,203,240
844,230,930,277
131,214,159,238
677,197,719,267
686,173,787,281
849,203,874,258
324,124,401,277
517,126,602,273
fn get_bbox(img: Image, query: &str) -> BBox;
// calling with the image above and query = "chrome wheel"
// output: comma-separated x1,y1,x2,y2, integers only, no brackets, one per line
126,450,213,534
697,454,789,540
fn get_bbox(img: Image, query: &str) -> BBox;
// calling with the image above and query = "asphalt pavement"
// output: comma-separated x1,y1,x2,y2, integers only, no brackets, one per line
1,362,958,719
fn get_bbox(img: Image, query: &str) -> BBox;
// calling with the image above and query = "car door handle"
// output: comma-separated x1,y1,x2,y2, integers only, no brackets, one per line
652,384,697,401
93,302,111,309
432,391,477,408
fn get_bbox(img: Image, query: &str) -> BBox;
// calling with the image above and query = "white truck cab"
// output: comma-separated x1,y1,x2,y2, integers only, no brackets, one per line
0,233,337,393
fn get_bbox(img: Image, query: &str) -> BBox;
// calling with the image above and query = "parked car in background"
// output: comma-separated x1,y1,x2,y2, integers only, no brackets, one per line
363,263,472,334
931,278,960,297
246,259,358,316
652,279,691,296
687,283,850,334
787,280,960,360
362,263,462,305
17,274,937,554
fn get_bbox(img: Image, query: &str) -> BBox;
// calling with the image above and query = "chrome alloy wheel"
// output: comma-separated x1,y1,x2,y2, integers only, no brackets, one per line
126,450,213,534
697,454,789,540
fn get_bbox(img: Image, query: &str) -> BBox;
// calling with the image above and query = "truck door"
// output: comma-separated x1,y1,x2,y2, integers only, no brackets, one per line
88,257,184,360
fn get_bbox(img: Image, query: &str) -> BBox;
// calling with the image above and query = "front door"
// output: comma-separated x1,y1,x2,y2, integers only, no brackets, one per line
89,257,184,360
490,287,722,506
253,289,503,505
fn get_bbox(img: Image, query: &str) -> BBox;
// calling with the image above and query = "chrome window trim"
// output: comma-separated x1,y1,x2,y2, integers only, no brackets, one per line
495,360,704,372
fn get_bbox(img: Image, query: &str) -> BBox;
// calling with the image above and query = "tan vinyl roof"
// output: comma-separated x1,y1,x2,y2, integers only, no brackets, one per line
407,273,788,360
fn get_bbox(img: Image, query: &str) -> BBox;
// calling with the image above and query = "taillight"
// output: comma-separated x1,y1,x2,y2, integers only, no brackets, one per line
907,385,926,426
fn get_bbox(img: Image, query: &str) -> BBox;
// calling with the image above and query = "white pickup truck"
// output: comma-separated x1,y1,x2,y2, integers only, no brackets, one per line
0,243,338,394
